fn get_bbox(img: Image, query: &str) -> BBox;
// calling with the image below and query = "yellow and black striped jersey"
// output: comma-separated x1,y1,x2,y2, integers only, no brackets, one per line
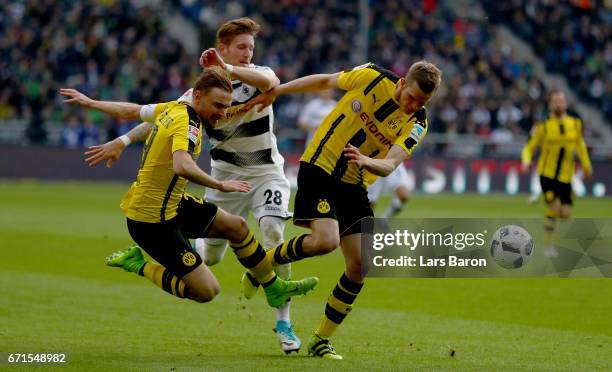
521,114,592,183
301,63,428,188
121,101,203,223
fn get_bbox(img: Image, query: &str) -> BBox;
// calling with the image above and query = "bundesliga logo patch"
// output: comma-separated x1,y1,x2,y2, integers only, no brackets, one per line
188,125,200,143
409,123,425,142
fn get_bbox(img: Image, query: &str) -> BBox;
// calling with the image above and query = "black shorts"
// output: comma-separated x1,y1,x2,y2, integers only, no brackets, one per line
126,194,218,277
540,176,573,205
294,162,373,236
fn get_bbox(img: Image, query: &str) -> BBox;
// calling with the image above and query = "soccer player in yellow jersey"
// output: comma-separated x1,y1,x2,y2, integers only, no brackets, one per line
59,67,318,310
245,61,442,359
521,89,593,258
81,18,307,354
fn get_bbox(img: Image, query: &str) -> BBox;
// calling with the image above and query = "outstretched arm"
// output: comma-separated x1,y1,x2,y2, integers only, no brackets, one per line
60,88,142,121
84,122,154,168
173,150,251,193
343,144,407,177
200,48,279,91
243,72,341,112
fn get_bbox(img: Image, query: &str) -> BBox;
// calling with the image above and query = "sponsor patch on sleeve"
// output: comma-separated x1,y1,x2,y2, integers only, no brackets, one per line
188,124,200,144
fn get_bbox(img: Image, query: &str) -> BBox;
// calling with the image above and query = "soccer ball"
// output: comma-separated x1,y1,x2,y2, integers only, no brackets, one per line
490,225,534,269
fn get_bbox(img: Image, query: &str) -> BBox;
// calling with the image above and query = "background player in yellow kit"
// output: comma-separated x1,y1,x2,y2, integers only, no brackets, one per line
521,89,593,257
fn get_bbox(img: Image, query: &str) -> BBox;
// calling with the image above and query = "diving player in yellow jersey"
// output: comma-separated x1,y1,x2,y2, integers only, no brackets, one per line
59,67,318,311
521,89,593,258
245,61,442,359
80,17,309,355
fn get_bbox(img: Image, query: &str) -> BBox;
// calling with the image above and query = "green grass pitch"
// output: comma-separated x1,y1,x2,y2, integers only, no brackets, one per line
1,180,611,370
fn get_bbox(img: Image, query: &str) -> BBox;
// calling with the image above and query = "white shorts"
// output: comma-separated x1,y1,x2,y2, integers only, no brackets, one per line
205,167,292,222
367,164,410,203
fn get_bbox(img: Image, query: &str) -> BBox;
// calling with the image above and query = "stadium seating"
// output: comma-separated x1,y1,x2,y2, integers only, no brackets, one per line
0,0,608,150
0,0,198,145
483,1,611,123
175,0,559,143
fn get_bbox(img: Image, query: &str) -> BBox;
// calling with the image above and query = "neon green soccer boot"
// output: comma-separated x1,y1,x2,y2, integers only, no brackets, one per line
240,271,260,299
105,245,145,274
307,334,343,360
263,276,319,308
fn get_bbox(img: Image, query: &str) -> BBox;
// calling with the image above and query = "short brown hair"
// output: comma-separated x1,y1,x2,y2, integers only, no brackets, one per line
216,17,261,46
406,61,442,94
193,66,232,94
547,88,566,101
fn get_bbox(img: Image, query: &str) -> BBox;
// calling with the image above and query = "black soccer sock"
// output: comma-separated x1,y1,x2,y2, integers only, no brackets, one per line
139,262,189,299
544,210,557,246
268,235,310,265
315,273,364,338
230,230,276,286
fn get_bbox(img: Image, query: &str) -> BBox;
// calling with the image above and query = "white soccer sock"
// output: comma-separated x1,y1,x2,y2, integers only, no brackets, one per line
194,238,205,258
276,299,291,322
383,197,404,218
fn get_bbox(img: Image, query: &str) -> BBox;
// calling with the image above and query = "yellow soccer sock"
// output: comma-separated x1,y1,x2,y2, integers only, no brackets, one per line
544,210,557,247
269,235,309,265
140,262,188,299
315,273,363,339
230,230,276,286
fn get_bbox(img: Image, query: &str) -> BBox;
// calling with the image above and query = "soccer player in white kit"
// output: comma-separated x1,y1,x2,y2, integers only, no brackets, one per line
190,18,299,354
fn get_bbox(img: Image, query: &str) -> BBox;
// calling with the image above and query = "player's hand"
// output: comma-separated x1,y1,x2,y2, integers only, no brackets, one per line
520,163,530,174
343,144,367,168
583,169,593,181
60,88,95,108
219,180,251,193
200,48,225,69
84,138,126,168
242,88,278,112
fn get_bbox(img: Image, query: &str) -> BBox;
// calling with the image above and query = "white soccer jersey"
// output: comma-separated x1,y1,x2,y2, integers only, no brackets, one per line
178,64,284,177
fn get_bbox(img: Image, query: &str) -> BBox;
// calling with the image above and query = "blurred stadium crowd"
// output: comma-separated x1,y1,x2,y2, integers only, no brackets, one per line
0,0,609,151
484,1,611,122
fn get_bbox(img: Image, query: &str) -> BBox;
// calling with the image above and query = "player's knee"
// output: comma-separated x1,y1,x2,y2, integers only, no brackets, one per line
236,216,249,234
260,216,285,248
311,233,340,254
396,187,410,203
190,282,221,303
559,210,571,219
227,216,249,242
548,205,560,216
191,292,215,303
